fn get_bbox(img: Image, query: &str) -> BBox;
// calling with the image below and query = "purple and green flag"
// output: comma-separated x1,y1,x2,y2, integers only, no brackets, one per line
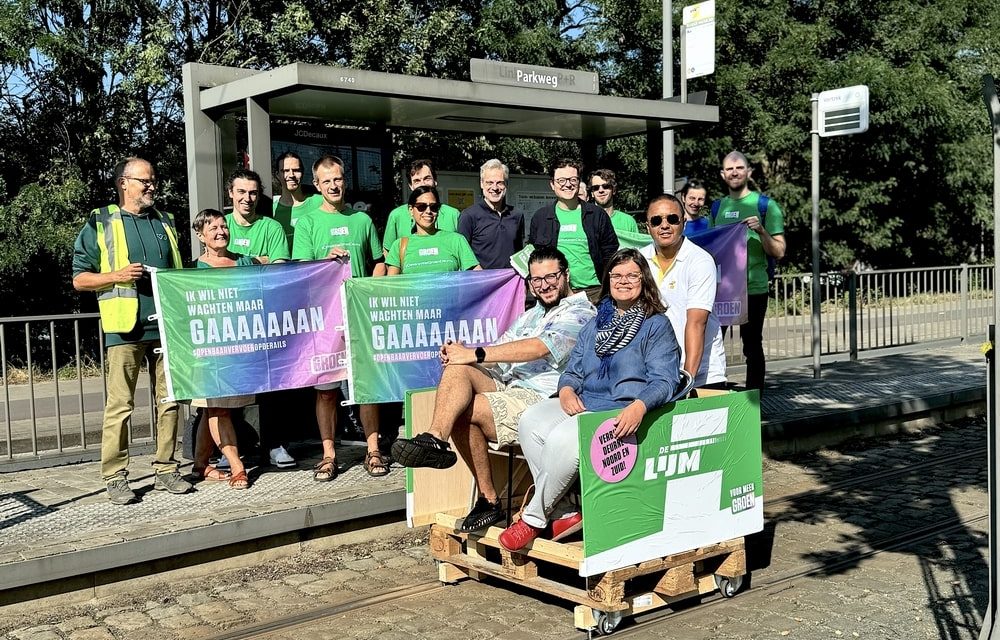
688,224,749,326
151,260,351,401
343,269,525,404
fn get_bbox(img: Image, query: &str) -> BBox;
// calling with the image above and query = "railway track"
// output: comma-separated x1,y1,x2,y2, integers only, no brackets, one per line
205,445,988,639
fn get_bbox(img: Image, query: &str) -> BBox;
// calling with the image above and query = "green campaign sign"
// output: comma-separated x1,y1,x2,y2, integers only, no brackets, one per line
577,391,762,576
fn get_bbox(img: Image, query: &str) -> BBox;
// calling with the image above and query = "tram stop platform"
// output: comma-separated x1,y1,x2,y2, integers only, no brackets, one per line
0,341,987,604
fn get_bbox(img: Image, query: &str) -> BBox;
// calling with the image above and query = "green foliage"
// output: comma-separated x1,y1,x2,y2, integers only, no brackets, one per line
2,0,999,316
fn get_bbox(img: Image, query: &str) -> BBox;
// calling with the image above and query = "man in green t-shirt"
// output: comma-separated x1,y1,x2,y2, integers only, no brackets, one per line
588,168,639,236
293,155,388,480
527,159,618,304
225,169,290,263
377,159,460,275
272,151,322,248
710,150,787,392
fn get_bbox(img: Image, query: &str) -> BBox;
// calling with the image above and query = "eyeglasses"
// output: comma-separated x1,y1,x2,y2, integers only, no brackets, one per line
590,184,613,192
609,273,642,283
412,202,442,213
122,176,157,189
527,270,565,287
648,214,684,227
554,177,580,187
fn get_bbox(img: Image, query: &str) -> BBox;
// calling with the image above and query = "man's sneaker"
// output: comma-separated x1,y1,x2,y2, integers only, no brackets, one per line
499,519,544,552
390,432,457,469
269,446,296,469
550,512,583,542
153,471,194,494
105,477,137,505
458,496,505,533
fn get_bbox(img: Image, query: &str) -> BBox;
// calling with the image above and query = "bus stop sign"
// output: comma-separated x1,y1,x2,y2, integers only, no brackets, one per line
818,85,869,137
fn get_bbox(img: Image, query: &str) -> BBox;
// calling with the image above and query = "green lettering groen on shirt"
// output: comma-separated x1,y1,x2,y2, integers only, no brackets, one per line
385,230,479,274
291,207,382,278
225,213,290,262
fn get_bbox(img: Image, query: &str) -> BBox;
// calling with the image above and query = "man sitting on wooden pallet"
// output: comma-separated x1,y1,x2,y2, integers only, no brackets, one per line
392,246,596,532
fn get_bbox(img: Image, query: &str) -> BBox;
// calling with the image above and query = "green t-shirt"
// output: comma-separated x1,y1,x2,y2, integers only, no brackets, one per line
291,207,382,278
609,209,639,234
382,203,461,252
71,209,179,347
385,231,479,274
225,213,290,262
272,193,323,248
710,192,785,295
555,205,599,289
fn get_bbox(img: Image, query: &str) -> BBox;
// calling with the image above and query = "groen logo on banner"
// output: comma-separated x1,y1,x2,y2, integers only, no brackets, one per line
577,392,763,576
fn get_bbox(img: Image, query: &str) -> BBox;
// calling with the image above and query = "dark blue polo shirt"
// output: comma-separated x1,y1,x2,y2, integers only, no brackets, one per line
458,200,525,270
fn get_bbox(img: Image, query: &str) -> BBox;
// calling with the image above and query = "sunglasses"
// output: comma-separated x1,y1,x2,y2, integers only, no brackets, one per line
648,213,684,227
412,202,442,213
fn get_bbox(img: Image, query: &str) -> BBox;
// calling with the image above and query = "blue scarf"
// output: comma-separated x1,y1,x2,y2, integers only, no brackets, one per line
594,298,645,378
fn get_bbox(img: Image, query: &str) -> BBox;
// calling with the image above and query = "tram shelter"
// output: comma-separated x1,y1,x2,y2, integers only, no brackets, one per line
181,61,719,257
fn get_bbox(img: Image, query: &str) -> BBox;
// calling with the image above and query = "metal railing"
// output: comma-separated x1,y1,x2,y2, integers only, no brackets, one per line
1,265,994,468
724,264,994,365
0,313,164,468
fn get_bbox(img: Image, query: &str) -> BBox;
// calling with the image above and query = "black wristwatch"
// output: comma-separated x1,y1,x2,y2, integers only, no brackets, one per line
475,347,487,363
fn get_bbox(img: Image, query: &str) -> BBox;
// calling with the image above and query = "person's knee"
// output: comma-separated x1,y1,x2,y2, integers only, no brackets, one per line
316,389,338,404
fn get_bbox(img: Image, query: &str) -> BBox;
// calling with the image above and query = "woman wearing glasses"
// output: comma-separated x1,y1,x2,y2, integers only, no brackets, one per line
499,248,681,551
385,186,481,275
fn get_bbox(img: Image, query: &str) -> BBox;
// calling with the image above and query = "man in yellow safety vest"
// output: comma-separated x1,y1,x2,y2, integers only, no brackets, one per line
72,157,193,504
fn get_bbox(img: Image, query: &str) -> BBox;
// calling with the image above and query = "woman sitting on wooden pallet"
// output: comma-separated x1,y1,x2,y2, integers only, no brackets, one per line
499,248,681,551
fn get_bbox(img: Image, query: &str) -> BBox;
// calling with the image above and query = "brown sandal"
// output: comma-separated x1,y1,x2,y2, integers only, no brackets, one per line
191,465,231,483
313,457,337,482
228,470,249,490
364,451,390,477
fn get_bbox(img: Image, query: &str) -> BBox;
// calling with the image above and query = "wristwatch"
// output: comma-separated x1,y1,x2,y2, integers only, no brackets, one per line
475,347,487,363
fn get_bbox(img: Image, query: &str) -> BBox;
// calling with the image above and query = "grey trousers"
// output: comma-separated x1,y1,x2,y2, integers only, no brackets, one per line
517,398,584,528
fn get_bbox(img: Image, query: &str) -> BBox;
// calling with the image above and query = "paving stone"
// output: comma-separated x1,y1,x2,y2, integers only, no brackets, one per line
298,578,338,595
10,627,60,640
146,605,186,620
157,613,202,630
344,558,380,571
283,573,320,586
103,611,152,631
67,629,115,640
190,601,245,625
55,616,97,633
176,592,212,607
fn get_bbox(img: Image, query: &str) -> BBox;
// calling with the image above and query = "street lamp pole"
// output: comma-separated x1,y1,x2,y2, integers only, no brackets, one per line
663,0,674,193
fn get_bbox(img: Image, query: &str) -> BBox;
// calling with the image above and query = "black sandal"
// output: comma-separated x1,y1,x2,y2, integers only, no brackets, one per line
364,450,391,477
390,432,457,469
457,496,504,533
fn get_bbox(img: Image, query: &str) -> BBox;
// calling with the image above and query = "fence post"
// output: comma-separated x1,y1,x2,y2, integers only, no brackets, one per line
961,263,970,340
848,272,858,361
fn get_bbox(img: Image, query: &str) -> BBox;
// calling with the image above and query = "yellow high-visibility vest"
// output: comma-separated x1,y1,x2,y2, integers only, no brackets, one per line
93,205,182,334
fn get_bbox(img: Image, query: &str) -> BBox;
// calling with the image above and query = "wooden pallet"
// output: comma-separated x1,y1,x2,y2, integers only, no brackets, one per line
429,513,746,633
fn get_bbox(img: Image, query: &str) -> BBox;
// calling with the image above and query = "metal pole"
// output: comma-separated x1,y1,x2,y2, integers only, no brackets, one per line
680,26,687,104
663,0,674,193
810,94,822,379
979,73,1000,640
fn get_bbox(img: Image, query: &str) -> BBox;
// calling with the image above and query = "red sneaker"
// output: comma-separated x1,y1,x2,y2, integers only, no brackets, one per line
550,512,583,542
499,519,544,551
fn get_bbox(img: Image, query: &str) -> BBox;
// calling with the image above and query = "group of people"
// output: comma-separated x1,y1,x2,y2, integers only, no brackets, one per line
71,150,785,507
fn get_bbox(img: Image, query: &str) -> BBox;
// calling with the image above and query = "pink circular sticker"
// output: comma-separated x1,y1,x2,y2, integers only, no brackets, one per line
589,418,638,483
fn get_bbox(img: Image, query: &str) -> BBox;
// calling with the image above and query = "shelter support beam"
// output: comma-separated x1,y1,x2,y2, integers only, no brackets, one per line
246,98,273,197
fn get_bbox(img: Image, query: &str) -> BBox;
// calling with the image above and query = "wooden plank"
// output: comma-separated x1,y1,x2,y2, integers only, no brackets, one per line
693,387,730,398
715,548,746,578
407,390,476,526
653,565,696,596
433,517,584,567
500,548,538,579
438,561,468,583
429,526,463,562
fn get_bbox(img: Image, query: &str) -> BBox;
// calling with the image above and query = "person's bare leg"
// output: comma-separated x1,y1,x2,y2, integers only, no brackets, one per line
428,365,498,441
316,389,338,461
451,395,500,502
207,408,245,478
361,403,380,455
193,411,214,470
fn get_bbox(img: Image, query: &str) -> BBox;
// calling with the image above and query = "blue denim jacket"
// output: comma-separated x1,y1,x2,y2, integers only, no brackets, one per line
558,312,681,412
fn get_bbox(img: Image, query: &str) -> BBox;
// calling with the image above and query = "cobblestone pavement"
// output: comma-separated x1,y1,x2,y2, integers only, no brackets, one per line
0,415,988,640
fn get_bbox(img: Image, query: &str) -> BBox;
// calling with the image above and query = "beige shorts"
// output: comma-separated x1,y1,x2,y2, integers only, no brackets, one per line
190,394,255,409
482,381,544,447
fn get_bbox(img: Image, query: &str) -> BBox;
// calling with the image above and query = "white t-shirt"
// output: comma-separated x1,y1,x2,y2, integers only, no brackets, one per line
641,240,727,385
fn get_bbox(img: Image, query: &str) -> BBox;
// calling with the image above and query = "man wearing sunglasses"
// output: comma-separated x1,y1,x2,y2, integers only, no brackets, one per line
528,159,618,304
72,157,192,503
640,195,727,389
588,169,638,236
392,246,595,532
711,151,786,391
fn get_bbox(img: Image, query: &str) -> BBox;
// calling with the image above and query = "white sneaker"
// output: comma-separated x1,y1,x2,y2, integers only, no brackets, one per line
215,456,230,470
269,446,296,468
